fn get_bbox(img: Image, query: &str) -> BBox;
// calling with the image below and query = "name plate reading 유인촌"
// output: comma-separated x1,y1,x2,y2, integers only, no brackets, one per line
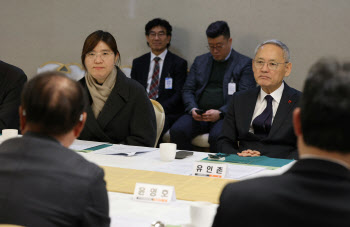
133,183,176,203
192,162,227,178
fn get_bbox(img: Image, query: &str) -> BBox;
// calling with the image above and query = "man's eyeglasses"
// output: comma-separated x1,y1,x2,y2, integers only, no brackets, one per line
207,43,225,51
254,60,288,70
149,32,166,38
86,51,114,60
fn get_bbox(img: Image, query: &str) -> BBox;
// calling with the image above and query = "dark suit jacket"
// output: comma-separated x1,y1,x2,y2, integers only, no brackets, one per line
0,132,110,227
79,67,157,147
0,61,27,130
182,49,256,114
213,159,350,227
217,83,301,159
131,51,187,120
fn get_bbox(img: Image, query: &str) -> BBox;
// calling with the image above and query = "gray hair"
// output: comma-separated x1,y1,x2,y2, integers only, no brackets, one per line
254,39,290,62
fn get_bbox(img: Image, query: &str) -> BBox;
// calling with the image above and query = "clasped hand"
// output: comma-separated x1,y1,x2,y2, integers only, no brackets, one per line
192,109,220,122
237,149,261,157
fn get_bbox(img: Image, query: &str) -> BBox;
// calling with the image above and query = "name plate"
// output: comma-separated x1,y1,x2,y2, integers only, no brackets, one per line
133,183,176,203
192,162,227,178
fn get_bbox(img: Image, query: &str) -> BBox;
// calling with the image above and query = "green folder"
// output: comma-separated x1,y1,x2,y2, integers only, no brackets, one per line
76,144,113,153
202,154,294,169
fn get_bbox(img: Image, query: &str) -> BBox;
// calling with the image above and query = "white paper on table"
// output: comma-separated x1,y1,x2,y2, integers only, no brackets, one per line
91,144,158,156
111,216,154,227
153,161,193,175
109,192,191,227
69,139,108,151
226,164,266,179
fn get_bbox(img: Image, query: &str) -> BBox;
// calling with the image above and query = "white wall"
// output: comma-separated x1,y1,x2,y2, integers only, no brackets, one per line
1,0,349,90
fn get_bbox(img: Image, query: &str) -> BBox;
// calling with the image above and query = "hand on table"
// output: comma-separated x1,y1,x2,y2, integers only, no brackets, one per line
237,149,261,157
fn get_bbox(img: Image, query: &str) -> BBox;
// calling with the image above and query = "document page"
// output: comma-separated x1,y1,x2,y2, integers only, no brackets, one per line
69,139,109,151
226,164,265,179
91,144,158,155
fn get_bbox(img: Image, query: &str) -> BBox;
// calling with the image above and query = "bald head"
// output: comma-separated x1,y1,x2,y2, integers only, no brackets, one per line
21,72,86,136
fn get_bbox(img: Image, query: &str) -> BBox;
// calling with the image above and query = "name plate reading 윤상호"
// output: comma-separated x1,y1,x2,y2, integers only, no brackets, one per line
133,183,176,203
192,162,227,178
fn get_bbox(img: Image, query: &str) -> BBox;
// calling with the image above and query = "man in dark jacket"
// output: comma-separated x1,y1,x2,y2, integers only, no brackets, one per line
0,72,110,227
217,40,301,159
131,18,187,143
213,58,350,227
170,21,256,152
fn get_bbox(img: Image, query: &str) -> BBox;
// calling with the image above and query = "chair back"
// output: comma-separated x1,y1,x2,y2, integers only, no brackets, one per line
150,99,165,147
120,65,132,78
37,61,85,81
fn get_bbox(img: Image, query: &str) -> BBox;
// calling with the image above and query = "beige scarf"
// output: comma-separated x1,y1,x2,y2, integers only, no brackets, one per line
85,67,117,118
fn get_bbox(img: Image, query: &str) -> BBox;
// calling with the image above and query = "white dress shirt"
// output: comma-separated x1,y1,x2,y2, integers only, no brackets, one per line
146,49,168,97
249,82,285,133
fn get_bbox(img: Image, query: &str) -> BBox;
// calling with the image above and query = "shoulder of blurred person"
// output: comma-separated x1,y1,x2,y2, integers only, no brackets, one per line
0,60,27,130
0,60,27,79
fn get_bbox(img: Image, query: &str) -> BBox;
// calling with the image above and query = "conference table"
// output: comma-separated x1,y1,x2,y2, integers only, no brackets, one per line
71,139,295,227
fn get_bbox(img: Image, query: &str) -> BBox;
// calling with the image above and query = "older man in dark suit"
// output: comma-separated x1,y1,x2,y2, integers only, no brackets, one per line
131,18,187,142
217,40,301,159
170,21,256,152
0,60,27,130
0,72,110,226
213,58,350,227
